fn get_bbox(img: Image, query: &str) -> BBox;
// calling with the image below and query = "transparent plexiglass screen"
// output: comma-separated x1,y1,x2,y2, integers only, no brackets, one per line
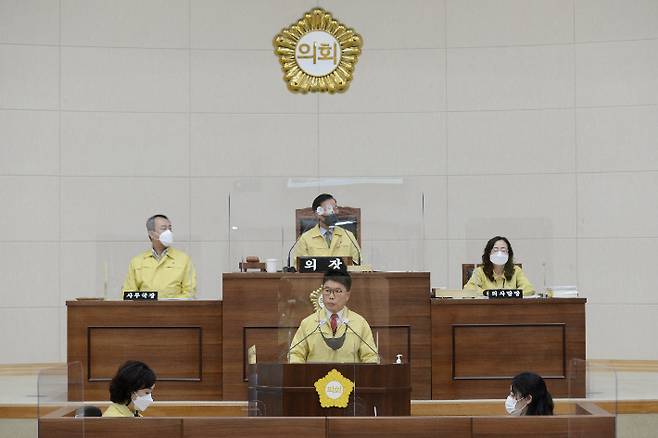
226,176,577,294
38,363,85,437
236,177,419,416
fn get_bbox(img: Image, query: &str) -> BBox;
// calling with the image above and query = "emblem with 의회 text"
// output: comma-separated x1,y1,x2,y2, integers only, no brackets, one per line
273,8,363,93
314,368,354,408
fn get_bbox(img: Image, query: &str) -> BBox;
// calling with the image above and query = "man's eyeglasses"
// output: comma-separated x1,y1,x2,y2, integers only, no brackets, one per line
322,287,346,296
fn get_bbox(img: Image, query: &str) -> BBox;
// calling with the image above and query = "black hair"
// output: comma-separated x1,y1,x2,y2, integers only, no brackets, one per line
482,235,515,282
323,270,352,291
109,361,156,405
312,194,335,212
74,405,102,417
146,214,169,232
511,372,554,416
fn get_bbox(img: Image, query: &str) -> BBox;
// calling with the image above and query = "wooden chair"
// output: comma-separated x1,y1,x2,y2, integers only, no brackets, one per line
462,263,523,287
295,206,361,246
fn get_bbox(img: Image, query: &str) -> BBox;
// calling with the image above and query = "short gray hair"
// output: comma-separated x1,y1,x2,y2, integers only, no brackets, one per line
146,214,169,232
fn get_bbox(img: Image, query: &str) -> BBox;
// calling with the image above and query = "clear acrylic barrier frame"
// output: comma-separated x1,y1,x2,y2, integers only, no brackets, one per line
37,362,86,438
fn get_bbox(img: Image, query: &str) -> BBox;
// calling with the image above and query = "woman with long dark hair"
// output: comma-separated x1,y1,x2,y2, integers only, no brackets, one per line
506,372,554,416
464,235,535,296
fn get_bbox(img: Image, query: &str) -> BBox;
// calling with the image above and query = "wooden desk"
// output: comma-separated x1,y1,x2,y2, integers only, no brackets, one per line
39,408,613,438
66,300,222,401
431,298,586,399
222,272,431,400
65,291,586,402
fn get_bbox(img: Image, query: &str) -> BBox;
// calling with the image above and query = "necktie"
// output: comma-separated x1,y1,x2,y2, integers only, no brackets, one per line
325,230,332,248
330,313,338,335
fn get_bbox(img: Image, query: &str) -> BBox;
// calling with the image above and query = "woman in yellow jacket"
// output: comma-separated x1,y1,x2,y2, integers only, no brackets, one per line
102,361,156,417
464,236,535,296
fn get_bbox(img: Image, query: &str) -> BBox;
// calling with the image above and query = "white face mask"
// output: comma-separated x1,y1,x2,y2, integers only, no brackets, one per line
490,251,509,266
505,394,527,416
158,229,173,247
132,393,153,412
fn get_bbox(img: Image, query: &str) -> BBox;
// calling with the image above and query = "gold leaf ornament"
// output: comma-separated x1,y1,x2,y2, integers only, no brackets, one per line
309,286,324,312
273,8,363,93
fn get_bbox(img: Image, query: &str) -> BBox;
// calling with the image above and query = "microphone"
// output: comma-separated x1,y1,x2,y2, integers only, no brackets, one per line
339,226,361,266
286,319,326,361
284,232,304,272
343,321,380,362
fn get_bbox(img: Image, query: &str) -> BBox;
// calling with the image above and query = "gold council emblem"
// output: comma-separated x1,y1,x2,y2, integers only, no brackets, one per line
273,8,363,93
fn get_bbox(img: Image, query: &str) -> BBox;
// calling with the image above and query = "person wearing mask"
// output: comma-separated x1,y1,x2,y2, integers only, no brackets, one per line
294,193,361,269
103,361,156,417
505,372,554,416
122,214,196,298
288,270,378,364
464,236,535,296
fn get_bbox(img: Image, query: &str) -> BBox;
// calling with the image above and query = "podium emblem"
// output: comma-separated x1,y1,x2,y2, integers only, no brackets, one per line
273,8,363,93
314,368,354,408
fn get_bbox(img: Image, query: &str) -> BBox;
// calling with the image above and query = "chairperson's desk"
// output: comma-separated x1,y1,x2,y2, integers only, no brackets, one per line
66,300,222,401
431,298,587,399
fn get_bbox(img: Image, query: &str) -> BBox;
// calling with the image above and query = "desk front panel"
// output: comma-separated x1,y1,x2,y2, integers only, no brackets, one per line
431,299,586,399
67,300,222,401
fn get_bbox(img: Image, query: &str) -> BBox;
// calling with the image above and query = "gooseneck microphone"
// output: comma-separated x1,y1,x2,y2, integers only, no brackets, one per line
344,321,380,362
286,319,326,360
341,228,362,266
284,233,304,272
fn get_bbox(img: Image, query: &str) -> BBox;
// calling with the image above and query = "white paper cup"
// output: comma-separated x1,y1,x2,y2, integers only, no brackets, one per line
265,259,278,273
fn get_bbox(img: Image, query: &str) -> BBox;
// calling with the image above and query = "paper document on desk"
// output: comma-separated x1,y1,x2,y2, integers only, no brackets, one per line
549,286,578,298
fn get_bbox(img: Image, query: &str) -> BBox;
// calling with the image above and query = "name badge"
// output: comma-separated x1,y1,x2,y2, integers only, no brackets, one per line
484,289,522,299
123,291,158,301
298,257,348,273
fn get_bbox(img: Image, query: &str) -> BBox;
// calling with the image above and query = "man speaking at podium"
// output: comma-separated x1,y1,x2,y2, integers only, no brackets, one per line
288,271,379,364
122,214,196,299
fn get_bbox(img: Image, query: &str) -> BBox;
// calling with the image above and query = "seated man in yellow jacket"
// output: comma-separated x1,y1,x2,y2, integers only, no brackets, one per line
122,214,196,299
288,270,379,364
294,193,361,269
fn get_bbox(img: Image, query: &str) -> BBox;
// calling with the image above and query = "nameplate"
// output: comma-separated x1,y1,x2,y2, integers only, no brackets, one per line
485,289,522,299
298,256,348,273
123,291,158,301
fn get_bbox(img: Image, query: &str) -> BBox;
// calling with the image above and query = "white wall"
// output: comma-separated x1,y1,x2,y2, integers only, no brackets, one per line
1,0,657,363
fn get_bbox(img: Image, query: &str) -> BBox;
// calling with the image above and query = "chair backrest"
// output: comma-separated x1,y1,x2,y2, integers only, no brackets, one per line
295,206,361,246
462,263,523,287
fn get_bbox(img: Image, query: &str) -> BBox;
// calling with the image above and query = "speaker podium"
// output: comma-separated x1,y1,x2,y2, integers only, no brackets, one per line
248,363,410,416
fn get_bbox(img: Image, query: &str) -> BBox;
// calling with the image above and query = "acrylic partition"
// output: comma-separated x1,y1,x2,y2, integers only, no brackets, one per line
38,362,85,438
226,177,426,274
224,175,582,296
227,175,586,408
567,358,617,436
569,358,617,410
246,269,411,416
